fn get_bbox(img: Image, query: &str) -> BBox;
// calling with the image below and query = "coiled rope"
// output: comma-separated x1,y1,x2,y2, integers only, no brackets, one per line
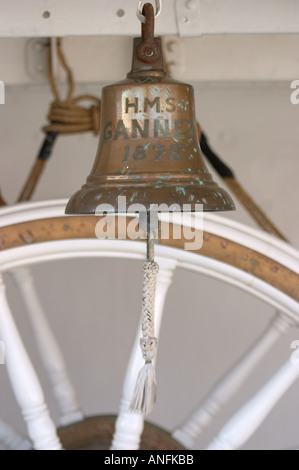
43,39,101,136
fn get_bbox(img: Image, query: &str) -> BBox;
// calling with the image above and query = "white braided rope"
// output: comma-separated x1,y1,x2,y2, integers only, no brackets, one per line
130,260,159,415
141,261,159,361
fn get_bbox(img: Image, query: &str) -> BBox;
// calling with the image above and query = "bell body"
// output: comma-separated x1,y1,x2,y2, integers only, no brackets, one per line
66,40,235,214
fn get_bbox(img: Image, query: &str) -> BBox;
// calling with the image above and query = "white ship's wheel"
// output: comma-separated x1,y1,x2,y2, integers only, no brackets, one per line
0,200,298,450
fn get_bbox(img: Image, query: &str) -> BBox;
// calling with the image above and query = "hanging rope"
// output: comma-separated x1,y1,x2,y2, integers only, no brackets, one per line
18,38,102,203
198,125,288,242
43,39,101,135
0,188,6,206
130,240,159,415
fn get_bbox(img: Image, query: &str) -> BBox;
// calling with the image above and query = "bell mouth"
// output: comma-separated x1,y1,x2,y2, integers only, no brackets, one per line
65,179,235,215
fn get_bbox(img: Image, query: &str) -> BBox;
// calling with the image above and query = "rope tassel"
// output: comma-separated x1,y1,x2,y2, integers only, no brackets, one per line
130,260,159,415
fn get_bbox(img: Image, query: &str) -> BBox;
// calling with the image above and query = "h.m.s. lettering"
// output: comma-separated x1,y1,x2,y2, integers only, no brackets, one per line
103,96,196,163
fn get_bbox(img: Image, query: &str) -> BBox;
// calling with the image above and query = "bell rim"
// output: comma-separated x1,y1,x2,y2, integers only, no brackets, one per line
65,185,235,215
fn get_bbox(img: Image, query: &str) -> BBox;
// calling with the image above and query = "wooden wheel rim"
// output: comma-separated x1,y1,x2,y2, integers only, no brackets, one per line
0,202,298,304
58,416,184,451
0,200,298,324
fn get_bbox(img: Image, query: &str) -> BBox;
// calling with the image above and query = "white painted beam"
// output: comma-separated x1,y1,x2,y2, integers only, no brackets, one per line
1,35,299,86
0,0,299,38
176,0,299,36
0,0,176,38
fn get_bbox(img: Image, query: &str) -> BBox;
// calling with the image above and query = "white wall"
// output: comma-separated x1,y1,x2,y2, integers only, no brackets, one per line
0,37,299,450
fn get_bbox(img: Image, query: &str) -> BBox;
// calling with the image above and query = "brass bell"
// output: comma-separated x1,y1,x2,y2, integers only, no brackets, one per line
66,15,234,215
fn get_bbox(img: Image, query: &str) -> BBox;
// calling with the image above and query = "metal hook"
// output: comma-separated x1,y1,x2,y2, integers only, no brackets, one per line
137,3,161,63
137,0,162,23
